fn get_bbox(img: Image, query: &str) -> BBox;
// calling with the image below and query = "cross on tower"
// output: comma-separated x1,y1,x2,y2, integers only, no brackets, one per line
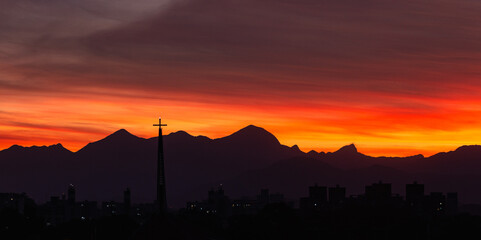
153,117,167,212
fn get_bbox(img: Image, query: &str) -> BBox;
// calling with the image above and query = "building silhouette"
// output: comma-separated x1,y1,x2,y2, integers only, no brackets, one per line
365,181,392,206
153,117,168,212
406,181,424,209
66,184,76,221
67,184,75,204
187,185,231,217
446,192,458,214
124,188,131,215
0,193,33,215
329,185,346,205
427,192,446,214
300,184,328,211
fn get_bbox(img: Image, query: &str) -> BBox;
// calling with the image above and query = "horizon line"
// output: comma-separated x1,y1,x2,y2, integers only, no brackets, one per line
2,125,480,158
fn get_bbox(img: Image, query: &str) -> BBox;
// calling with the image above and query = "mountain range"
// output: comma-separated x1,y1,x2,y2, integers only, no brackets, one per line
1,125,481,208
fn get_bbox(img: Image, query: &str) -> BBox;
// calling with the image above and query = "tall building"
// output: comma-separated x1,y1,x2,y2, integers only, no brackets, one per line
207,185,231,216
257,189,270,206
446,192,458,214
67,184,75,204
124,188,131,215
309,184,327,203
66,184,77,221
0,193,29,215
329,185,346,204
365,181,392,206
300,184,327,211
406,181,424,208
428,192,446,214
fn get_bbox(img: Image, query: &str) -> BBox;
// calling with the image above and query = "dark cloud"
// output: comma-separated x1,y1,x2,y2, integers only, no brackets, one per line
5,121,108,135
3,0,481,107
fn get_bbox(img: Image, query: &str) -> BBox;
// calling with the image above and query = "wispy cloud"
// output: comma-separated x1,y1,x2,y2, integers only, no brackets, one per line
2,0,481,155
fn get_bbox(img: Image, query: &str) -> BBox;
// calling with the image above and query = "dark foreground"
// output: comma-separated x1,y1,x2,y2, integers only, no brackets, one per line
2,203,481,240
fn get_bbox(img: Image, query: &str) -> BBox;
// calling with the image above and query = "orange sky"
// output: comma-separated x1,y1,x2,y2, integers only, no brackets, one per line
2,90,481,157
2,0,481,157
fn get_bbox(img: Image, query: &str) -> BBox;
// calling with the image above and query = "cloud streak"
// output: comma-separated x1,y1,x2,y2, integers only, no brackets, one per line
2,0,481,156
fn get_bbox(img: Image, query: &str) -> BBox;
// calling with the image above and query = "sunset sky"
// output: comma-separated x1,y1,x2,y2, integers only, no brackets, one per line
2,0,481,156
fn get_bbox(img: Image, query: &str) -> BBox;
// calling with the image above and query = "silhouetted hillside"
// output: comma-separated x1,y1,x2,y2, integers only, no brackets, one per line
0,126,304,206
3,127,481,207
324,144,369,169
0,144,74,200
221,157,344,199
422,145,481,174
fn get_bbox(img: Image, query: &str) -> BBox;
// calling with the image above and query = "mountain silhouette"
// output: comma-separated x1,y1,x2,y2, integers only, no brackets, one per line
77,129,144,154
2,126,481,207
0,144,74,198
219,125,281,146
323,144,369,169
420,145,481,174
3,143,72,156
334,143,358,154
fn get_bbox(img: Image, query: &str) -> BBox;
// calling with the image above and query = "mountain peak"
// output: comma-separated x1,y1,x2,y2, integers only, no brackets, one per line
221,125,280,145
46,143,72,153
239,124,266,132
165,131,212,142
335,144,358,154
49,143,67,150
7,143,65,150
104,129,140,141
112,128,132,136
308,150,318,154
168,130,192,137
7,144,23,151
455,145,481,152
231,125,268,135
236,125,277,138
50,143,63,147
2,143,71,154
76,129,143,154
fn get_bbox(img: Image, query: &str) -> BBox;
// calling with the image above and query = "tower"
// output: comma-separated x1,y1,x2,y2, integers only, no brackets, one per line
153,117,167,212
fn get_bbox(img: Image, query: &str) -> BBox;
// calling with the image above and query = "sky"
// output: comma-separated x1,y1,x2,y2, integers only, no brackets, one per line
2,0,481,157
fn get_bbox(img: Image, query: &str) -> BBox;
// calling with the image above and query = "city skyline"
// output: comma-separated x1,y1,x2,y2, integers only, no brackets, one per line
3,1,481,239
3,124,481,207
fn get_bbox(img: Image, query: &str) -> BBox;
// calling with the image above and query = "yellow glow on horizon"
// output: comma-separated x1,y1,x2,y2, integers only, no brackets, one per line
2,90,481,158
